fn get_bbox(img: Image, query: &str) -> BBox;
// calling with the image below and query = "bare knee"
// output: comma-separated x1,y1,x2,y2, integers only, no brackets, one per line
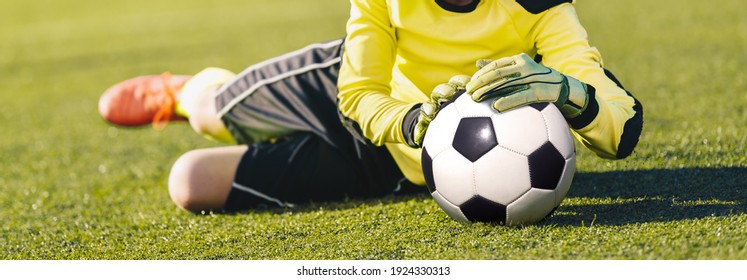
168,149,237,212
169,151,206,211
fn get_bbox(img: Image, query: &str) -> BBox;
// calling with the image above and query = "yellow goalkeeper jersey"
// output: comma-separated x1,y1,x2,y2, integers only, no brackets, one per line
337,0,642,185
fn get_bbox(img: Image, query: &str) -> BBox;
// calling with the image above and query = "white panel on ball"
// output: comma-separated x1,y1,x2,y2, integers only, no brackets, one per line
491,107,548,156
422,105,461,157
431,149,476,206
473,146,532,205
453,94,494,118
541,105,575,159
553,156,576,206
506,188,556,225
432,191,469,222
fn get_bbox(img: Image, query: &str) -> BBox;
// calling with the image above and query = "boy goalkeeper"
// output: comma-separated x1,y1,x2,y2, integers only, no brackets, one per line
99,0,642,212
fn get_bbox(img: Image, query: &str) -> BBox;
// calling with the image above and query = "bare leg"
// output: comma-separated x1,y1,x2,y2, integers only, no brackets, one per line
168,145,248,212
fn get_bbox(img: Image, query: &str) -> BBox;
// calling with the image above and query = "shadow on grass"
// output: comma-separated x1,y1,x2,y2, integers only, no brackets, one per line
217,167,746,227
548,167,747,226
216,182,431,216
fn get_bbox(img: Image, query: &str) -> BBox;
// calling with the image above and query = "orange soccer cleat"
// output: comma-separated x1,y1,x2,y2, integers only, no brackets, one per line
98,73,192,128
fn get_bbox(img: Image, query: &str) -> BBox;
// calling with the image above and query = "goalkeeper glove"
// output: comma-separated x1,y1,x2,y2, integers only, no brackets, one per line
465,53,590,119
405,74,471,148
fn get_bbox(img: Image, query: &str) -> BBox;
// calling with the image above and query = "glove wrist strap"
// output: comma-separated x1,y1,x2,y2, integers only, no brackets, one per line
401,104,423,148
560,76,590,119
566,84,599,129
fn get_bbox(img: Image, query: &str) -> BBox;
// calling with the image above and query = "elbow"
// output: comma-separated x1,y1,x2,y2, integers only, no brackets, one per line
614,97,644,159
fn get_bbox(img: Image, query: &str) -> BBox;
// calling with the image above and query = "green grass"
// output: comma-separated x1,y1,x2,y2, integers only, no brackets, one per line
1,0,746,259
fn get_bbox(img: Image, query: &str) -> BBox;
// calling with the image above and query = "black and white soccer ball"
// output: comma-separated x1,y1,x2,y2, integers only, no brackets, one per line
421,93,576,225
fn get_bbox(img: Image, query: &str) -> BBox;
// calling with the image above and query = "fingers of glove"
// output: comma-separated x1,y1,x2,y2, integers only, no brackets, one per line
466,69,523,98
470,67,565,103
447,74,471,89
469,77,528,102
413,119,428,147
431,83,458,104
478,83,529,102
515,55,568,85
473,56,516,76
494,68,564,94
466,57,517,91
419,101,439,122
413,103,438,147
472,53,538,81
468,53,554,89
475,59,493,69
466,62,531,98
491,83,562,112
513,53,537,65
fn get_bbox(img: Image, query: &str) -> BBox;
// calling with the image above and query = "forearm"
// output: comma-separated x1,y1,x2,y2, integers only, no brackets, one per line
532,4,643,159
338,0,416,145
569,72,643,159
337,86,416,145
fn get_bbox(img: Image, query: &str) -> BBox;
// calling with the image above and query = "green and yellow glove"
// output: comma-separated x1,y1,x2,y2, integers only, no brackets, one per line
404,75,471,148
465,53,590,119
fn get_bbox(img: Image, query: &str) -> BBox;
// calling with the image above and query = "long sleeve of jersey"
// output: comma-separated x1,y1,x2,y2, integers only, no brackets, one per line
337,0,419,146
518,3,643,159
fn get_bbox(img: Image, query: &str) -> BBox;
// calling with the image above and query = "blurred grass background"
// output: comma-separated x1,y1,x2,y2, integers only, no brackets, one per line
1,0,746,259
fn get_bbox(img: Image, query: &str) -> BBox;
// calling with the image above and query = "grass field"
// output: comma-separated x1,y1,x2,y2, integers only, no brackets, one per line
1,0,746,260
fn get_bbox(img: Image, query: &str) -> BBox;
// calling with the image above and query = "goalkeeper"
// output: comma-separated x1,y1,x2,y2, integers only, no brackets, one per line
99,0,643,212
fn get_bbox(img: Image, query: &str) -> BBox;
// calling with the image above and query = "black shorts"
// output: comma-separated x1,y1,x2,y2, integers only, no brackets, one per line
215,39,419,210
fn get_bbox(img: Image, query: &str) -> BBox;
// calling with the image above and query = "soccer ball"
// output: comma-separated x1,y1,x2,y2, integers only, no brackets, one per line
421,93,576,225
